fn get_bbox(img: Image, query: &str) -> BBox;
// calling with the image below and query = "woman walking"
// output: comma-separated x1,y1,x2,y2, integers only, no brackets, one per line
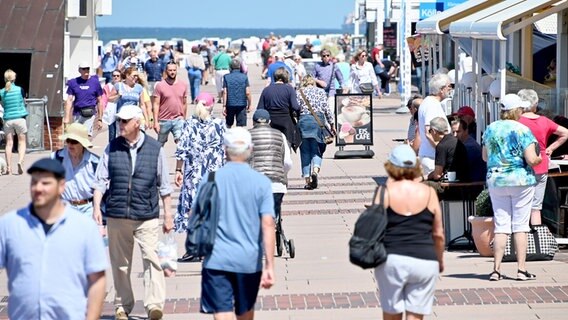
375,144,444,320
257,67,302,152
174,92,226,262
0,69,28,175
101,69,122,142
185,46,206,104
296,75,335,189
108,67,146,136
482,93,542,281
349,49,381,96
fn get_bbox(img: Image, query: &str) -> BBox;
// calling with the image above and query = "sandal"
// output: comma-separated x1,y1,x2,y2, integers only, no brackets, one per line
516,269,536,281
489,270,503,281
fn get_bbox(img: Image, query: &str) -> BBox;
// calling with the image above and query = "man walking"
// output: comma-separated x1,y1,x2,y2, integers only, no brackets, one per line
93,105,174,320
153,61,188,146
312,49,346,107
417,73,452,175
64,61,104,136
223,59,251,127
144,47,165,96
100,47,119,84
212,45,232,104
0,158,107,320
198,127,275,319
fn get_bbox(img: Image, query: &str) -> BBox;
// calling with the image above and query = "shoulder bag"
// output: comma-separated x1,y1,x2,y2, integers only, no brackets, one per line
349,186,388,269
299,89,334,145
501,224,558,262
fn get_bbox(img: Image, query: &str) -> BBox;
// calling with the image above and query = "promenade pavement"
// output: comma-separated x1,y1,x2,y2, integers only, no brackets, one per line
0,64,567,319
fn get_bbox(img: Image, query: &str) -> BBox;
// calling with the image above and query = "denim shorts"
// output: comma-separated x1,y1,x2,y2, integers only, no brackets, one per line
200,268,261,316
158,119,183,144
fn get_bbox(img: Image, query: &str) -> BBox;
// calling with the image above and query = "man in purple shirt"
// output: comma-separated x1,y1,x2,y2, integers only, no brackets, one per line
64,61,103,137
312,49,347,110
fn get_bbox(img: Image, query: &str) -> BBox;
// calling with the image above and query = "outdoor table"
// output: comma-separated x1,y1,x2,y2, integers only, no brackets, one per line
438,181,486,250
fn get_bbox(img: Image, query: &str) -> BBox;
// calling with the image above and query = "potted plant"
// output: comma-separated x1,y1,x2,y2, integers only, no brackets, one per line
468,189,495,256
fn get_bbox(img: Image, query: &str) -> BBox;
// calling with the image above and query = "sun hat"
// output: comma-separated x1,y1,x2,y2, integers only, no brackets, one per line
196,92,215,107
252,109,271,123
455,106,475,118
115,105,143,120
224,127,252,152
27,158,66,179
500,93,530,111
60,123,93,148
388,144,417,168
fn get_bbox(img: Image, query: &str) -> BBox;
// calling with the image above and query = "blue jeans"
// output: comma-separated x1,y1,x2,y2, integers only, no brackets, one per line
187,67,202,102
158,119,184,145
299,138,323,177
108,121,117,143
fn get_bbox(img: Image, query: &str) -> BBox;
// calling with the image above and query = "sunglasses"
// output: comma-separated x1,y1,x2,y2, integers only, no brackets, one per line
118,118,132,124
360,54,367,57
79,67,90,71
112,74,121,78
322,54,330,57
66,139,79,145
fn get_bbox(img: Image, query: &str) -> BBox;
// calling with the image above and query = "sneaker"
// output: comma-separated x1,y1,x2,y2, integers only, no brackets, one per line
115,306,128,320
148,307,163,320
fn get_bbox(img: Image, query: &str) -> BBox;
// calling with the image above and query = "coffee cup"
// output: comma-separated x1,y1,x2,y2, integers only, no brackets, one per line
444,171,457,182
341,105,367,123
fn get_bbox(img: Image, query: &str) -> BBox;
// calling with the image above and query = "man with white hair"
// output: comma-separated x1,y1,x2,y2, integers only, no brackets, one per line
198,127,275,319
417,73,452,175
92,104,174,320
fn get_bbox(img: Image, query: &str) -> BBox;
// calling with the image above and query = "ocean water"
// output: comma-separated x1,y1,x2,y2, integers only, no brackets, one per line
98,27,345,44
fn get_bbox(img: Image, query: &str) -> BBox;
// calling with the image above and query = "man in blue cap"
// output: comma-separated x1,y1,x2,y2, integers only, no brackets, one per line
0,158,108,320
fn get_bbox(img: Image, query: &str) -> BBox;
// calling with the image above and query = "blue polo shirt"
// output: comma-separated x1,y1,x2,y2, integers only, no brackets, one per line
0,205,108,320
144,58,165,82
267,61,293,83
223,70,249,107
199,162,274,273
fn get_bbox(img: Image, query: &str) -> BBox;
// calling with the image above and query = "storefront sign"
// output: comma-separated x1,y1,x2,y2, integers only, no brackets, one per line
335,94,373,146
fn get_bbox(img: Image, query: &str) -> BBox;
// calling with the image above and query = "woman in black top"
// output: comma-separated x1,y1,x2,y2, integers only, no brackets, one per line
257,67,301,151
374,144,445,320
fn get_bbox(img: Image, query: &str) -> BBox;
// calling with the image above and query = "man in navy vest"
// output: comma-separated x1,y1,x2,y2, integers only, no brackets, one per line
92,104,173,320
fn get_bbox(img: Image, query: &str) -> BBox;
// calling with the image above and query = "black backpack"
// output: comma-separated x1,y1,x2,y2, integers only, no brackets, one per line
349,186,388,269
185,171,219,258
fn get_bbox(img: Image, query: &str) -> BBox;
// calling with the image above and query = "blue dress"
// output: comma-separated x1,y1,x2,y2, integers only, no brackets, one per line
174,116,226,232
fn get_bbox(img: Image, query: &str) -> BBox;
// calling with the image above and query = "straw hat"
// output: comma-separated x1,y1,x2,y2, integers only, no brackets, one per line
61,123,93,148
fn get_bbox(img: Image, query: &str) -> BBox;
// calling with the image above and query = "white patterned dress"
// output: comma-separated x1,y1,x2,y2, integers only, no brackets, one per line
174,115,226,232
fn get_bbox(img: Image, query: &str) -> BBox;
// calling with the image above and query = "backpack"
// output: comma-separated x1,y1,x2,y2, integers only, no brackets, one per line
185,171,219,258
349,186,388,269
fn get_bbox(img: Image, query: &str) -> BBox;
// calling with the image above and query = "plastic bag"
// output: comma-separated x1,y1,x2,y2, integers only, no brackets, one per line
102,102,117,125
157,233,178,277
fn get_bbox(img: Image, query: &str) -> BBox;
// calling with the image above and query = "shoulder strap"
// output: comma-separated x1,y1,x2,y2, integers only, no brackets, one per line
54,149,64,163
327,63,336,90
299,89,325,129
372,185,387,206
208,171,216,182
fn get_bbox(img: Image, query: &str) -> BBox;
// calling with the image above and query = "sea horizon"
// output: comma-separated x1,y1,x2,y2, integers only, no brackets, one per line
98,27,348,44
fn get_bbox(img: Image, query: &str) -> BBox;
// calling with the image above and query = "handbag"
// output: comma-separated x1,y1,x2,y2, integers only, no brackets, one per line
501,224,558,262
299,89,334,144
349,186,388,269
79,107,95,118
359,82,374,94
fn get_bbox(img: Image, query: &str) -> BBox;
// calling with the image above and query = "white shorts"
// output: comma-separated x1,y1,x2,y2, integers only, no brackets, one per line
532,174,547,210
489,185,534,234
214,69,229,93
4,118,27,135
73,113,95,136
375,254,439,315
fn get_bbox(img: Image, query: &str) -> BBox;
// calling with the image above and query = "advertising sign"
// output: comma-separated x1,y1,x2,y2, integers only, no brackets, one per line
335,94,373,146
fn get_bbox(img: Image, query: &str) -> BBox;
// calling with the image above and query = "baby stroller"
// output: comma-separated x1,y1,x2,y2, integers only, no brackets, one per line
275,200,295,258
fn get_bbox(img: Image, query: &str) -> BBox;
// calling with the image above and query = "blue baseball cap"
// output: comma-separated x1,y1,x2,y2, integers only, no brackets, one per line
388,145,417,168
253,109,271,123
27,158,66,179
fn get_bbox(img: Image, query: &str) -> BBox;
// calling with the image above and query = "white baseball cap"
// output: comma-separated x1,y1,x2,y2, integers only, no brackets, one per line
78,61,90,68
500,94,530,111
115,105,143,120
223,127,252,152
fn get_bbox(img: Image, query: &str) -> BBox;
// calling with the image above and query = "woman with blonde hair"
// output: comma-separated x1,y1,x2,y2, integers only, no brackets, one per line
296,74,335,189
350,49,381,96
107,68,146,139
0,69,28,175
374,144,444,320
174,92,226,262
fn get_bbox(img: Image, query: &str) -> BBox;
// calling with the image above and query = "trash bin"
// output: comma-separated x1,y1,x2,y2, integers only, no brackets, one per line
25,98,48,152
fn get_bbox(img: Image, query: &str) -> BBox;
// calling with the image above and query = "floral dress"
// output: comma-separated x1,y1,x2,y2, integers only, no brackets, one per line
174,115,226,232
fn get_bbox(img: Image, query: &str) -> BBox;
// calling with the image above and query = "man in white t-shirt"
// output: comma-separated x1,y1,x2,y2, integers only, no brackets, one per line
417,73,452,175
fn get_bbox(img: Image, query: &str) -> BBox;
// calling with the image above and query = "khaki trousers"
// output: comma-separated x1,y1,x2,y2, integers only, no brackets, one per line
107,217,165,313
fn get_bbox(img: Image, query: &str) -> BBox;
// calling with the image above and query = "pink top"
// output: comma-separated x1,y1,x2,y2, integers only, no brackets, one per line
153,80,188,120
519,115,558,174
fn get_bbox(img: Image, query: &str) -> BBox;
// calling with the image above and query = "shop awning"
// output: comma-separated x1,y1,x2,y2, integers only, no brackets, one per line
416,0,503,35
450,0,568,40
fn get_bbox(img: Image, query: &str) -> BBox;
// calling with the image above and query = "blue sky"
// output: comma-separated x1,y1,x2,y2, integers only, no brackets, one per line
97,0,354,29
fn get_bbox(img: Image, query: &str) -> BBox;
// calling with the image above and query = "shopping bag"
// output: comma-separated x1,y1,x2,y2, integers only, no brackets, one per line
501,224,558,262
102,102,117,125
158,233,178,277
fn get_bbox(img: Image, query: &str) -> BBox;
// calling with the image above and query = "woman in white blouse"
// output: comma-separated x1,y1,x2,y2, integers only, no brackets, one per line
349,49,381,96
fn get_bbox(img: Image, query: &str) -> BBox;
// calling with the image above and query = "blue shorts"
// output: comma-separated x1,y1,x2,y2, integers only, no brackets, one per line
158,119,184,144
200,268,261,316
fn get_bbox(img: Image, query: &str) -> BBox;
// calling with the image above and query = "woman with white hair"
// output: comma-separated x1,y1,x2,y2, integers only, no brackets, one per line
334,53,351,92
0,69,28,175
517,89,568,225
174,92,226,262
